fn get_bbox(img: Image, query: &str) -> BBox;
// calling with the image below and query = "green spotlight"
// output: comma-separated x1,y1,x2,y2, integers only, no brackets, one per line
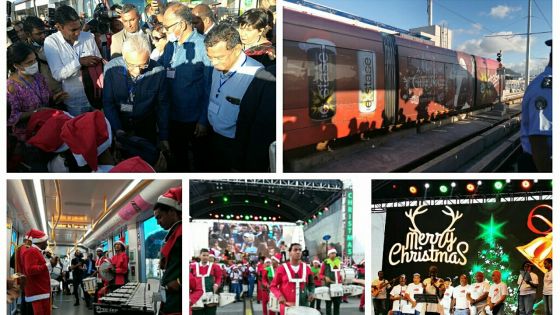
223,196,229,203
493,181,504,191
439,185,448,193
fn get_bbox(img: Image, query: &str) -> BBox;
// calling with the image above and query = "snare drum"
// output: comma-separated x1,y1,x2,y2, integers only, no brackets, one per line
343,284,364,296
330,283,344,297
341,268,356,284
50,266,62,279
82,277,97,295
285,306,321,315
314,286,331,301
192,297,204,310
267,294,281,312
202,292,219,307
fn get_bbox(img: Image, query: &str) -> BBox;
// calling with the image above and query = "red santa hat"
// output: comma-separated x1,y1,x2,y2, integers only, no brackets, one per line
96,247,104,252
26,109,63,139
209,253,216,258
264,258,272,264
26,229,48,244
313,259,321,265
109,156,155,173
157,186,182,211
60,110,112,171
27,111,72,152
328,248,337,255
272,253,282,263
114,237,126,247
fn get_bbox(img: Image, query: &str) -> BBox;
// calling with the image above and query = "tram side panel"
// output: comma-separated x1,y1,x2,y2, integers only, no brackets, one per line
283,9,386,151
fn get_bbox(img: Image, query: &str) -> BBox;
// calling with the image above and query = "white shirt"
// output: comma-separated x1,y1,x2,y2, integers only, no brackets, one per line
44,31,101,116
452,284,470,309
406,283,424,312
517,272,538,295
543,270,552,295
373,278,389,299
440,285,454,309
488,282,508,304
469,281,490,303
208,53,263,138
390,284,408,312
423,277,442,312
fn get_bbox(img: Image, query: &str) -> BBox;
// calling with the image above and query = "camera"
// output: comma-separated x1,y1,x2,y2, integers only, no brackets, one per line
91,3,120,34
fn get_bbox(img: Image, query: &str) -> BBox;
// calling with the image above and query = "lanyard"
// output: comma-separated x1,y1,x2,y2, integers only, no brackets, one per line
215,55,247,98
19,75,46,105
123,67,136,104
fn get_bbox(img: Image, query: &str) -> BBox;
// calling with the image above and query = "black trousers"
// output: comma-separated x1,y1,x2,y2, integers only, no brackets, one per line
73,278,91,306
517,152,538,172
168,120,210,172
209,132,237,172
326,296,341,315
373,298,387,315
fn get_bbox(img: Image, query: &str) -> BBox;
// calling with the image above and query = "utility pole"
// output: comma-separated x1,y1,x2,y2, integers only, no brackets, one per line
525,0,531,88
428,0,433,26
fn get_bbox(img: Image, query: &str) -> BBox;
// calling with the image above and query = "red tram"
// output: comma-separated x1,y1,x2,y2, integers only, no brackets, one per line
283,5,501,151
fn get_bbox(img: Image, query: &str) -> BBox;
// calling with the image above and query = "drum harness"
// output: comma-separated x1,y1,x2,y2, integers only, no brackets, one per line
282,263,308,307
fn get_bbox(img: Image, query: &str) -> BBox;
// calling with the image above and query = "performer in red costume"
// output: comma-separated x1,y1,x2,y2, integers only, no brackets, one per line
22,229,51,315
269,243,315,315
190,273,204,315
190,248,223,315
262,253,282,314
110,236,129,288
92,247,110,301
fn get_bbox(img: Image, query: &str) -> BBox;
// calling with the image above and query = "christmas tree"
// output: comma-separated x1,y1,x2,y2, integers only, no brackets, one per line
468,215,518,314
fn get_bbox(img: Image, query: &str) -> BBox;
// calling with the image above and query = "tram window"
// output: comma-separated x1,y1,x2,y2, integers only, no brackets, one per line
142,216,165,279
283,40,319,110
11,230,17,256
101,240,108,252
114,230,129,245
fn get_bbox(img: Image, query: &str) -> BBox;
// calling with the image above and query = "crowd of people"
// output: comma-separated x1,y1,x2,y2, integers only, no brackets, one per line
372,261,553,315
190,243,366,315
8,186,183,315
7,2,276,173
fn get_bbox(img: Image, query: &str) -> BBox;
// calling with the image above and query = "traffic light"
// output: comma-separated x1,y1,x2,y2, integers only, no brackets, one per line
497,50,502,63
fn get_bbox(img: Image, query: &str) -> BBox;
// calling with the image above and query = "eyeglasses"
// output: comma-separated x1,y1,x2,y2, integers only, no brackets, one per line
163,21,181,32
124,59,149,70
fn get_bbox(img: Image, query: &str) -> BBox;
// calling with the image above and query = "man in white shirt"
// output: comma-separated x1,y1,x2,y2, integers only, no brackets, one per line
440,278,454,315
389,275,409,315
405,273,424,315
517,262,538,315
450,274,469,315
487,270,507,315
543,258,552,315
44,5,102,116
467,272,489,315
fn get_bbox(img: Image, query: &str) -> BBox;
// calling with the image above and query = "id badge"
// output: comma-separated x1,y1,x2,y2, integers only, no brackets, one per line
167,69,176,79
208,101,220,115
120,103,133,113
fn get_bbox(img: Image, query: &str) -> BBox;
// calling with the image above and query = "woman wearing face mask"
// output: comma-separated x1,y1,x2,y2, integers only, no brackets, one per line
237,8,275,67
7,42,66,141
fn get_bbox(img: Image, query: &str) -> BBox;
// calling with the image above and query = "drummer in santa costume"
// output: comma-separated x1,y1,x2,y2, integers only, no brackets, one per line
11,234,32,315
262,253,282,314
154,186,183,315
190,248,223,315
92,247,110,302
190,273,204,315
320,248,343,315
270,243,316,314
110,236,129,288
310,259,323,312
21,229,51,315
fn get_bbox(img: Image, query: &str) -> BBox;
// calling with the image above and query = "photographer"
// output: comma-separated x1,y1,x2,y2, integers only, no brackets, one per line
70,250,92,309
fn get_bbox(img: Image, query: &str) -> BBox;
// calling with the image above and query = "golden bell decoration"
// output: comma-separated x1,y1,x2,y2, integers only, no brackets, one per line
517,233,552,273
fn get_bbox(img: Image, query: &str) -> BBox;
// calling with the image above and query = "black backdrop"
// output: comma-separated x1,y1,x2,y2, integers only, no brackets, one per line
382,200,552,284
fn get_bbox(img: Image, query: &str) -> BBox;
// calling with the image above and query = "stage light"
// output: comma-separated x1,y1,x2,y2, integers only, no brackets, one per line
466,183,476,192
477,181,482,186
214,214,219,219
264,200,268,204
409,186,418,194
277,204,281,208
245,199,249,203
424,183,430,189
439,185,448,193
263,217,268,221
392,184,397,189
272,217,277,221
521,180,531,189
493,181,504,191
222,196,229,203
236,215,240,220
318,211,323,216
308,219,312,223
313,215,317,219
244,215,250,220
533,179,539,183
324,207,329,211
209,200,214,204
505,179,511,183
220,214,224,218
451,182,456,188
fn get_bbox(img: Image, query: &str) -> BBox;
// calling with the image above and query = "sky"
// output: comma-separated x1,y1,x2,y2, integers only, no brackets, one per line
305,0,552,75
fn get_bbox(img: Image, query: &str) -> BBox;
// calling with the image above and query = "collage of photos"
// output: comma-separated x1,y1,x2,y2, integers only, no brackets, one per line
2,0,556,315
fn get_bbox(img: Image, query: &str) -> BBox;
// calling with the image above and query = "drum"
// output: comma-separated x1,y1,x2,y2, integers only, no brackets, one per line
267,294,281,312
82,277,97,295
50,279,60,290
285,306,321,315
50,266,62,279
192,297,204,310
202,292,219,307
341,268,355,284
99,261,114,281
219,293,236,307
314,286,331,301
330,283,344,297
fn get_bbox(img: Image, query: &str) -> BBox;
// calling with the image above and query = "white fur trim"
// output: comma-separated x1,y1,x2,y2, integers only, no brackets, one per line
157,196,182,211
25,293,50,302
32,234,48,244
73,117,113,167
328,248,337,255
